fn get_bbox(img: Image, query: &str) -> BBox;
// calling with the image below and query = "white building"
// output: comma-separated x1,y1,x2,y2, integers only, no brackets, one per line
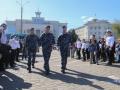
6,11,67,41
75,19,112,41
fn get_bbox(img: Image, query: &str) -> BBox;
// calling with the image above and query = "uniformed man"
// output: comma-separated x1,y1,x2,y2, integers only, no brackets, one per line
57,26,71,74
26,28,39,73
106,30,115,65
40,25,55,75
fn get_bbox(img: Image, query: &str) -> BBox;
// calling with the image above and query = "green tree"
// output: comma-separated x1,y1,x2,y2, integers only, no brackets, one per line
112,22,120,39
69,29,78,44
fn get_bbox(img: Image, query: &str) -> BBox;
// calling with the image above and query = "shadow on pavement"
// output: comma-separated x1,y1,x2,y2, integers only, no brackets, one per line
66,69,120,85
34,68,104,90
105,64,120,68
0,71,32,90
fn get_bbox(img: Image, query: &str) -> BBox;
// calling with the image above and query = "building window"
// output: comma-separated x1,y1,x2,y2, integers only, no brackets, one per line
90,27,93,30
94,27,97,30
98,26,101,29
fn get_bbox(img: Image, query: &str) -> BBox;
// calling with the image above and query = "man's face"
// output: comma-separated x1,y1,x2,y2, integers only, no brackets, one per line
63,27,67,34
30,29,34,35
107,32,111,36
45,27,50,33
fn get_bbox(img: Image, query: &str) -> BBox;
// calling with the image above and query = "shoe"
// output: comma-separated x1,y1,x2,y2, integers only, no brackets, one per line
45,71,50,76
32,66,35,68
32,64,35,68
106,63,112,66
97,63,99,65
28,70,32,73
61,69,65,74
0,68,5,72
118,61,120,63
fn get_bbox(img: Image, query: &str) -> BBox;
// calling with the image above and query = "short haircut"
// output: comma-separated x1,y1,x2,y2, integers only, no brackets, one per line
46,25,50,29
30,28,34,31
62,26,67,29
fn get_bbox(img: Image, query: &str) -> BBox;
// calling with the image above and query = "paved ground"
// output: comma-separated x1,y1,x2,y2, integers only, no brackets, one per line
0,50,120,90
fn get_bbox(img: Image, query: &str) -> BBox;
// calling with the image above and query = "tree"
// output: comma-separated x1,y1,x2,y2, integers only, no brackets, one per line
112,22,120,39
69,29,78,44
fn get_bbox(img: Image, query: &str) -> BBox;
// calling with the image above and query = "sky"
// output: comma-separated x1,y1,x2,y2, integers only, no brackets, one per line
0,0,120,29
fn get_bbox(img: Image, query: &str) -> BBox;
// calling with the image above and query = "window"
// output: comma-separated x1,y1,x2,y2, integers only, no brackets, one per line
90,27,93,30
98,26,101,29
94,27,97,30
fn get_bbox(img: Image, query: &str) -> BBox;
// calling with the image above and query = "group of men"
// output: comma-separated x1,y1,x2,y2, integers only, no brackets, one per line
25,25,71,75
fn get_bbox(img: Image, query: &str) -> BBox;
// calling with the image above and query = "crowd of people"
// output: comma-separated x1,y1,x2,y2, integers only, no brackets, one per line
71,30,120,65
0,23,120,76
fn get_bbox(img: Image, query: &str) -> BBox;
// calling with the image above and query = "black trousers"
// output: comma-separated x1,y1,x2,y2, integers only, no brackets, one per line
15,48,20,61
101,50,106,62
10,49,16,67
27,49,36,70
60,48,68,70
82,49,86,61
0,56,5,71
106,48,114,64
86,48,90,60
42,47,52,72
22,47,27,60
0,44,11,70
77,48,81,59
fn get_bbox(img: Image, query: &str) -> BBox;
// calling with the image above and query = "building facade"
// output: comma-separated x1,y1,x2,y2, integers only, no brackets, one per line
6,11,67,41
75,19,112,41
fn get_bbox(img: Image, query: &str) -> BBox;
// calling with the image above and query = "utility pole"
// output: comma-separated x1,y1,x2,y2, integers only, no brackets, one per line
16,0,29,34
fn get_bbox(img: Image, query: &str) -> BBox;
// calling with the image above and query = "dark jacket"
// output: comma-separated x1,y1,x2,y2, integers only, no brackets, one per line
57,33,71,50
26,34,39,51
40,33,55,49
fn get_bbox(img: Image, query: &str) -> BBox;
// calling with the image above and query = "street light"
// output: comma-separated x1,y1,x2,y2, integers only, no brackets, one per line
16,0,30,34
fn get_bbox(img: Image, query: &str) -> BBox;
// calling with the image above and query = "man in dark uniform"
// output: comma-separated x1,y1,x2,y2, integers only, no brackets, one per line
40,25,55,75
26,28,39,73
57,26,71,74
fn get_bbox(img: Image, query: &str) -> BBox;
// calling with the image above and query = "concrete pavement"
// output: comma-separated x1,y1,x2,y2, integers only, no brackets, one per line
0,50,120,90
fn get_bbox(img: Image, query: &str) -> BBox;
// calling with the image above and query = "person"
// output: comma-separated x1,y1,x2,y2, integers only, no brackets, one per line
81,39,86,61
115,40,120,63
100,38,106,62
22,39,27,60
0,24,11,71
15,37,20,62
9,36,18,68
70,42,76,58
76,38,82,59
116,40,120,63
89,39,96,64
86,41,90,60
89,35,99,65
105,30,115,65
57,26,71,74
40,26,55,75
26,28,39,73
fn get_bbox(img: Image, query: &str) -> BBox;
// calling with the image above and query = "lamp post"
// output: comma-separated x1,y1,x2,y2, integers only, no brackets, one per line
16,0,29,34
